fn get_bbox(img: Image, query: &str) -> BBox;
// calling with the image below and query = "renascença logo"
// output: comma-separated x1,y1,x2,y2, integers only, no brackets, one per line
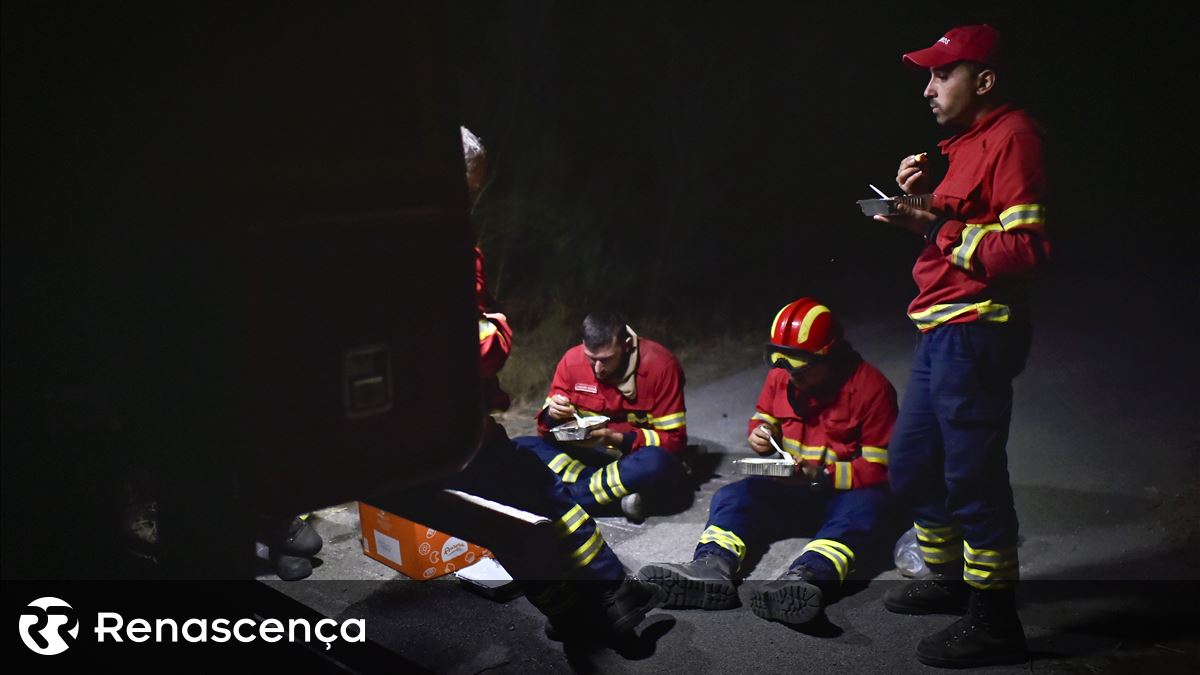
18,597,80,656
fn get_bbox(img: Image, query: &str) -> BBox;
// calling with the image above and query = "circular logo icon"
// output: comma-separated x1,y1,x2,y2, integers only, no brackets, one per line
423,567,437,578
465,552,476,564
444,563,456,574
18,597,79,656
418,542,431,557
430,550,441,563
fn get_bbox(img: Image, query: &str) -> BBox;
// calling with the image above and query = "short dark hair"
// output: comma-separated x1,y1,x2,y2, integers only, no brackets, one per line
581,311,628,350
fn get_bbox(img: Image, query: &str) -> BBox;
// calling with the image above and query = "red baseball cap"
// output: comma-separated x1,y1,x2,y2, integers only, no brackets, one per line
902,24,1002,69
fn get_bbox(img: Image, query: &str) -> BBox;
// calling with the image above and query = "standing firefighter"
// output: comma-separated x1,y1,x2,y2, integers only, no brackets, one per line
639,299,898,626
515,312,692,521
422,128,664,642
872,25,1050,668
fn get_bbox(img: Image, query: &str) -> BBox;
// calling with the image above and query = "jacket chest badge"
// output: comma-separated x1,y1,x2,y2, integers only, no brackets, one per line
574,383,598,394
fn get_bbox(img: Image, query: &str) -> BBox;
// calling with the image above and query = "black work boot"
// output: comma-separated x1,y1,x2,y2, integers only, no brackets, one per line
916,588,1028,668
884,562,968,615
600,576,668,634
749,565,825,626
272,553,313,581
638,554,738,610
542,578,665,642
262,515,323,558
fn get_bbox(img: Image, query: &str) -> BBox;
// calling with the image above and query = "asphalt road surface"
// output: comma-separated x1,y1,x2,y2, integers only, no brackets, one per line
262,262,1199,674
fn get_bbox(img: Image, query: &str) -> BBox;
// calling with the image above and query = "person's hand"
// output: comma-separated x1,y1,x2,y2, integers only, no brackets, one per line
547,394,577,422
748,423,780,456
895,152,930,195
798,461,819,481
586,427,624,447
874,200,939,236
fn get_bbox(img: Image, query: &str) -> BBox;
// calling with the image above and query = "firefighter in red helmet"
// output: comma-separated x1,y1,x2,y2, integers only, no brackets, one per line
639,299,898,626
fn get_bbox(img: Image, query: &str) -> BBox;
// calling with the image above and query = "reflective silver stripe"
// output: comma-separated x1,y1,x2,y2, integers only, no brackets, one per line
1000,203,1045,231
652,411,686,430
555,505,589,536
951,225,988,270
571,529,605,568
752,412,778,425
589,470,613,505
861,446,888,464
605,462,629,499
803,538,854,580
547,453,572,474
833,462,852,489
562,459,586,483
964,541,1018,567
698,525,746,560
915,522,963,544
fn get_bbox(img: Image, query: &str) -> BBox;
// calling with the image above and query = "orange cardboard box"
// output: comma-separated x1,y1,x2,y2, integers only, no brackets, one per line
357,501,494,580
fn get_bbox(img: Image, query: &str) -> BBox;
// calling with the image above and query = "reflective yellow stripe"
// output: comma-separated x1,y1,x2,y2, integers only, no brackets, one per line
964,541,1018,567
999,203,1045,232
698,525,747,560
797,305,831,343
861,446,888,464
571,529,605,568
605,462,629,499
963,541,1019,590
589,470,613,505
641,428,661,447
908,301,1011,330
804,539,854,580
555,505,589,536
478,319,498,342
562,459,586,483
915,522,963,544
652,411,686,430
919,546,962,565
833,462,852,489
626,412,651,425
547,453,572,474
949,224,996,270
752,411,779,425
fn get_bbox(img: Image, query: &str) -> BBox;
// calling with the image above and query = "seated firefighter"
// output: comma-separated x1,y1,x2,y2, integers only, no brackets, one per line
514,312,692,521
639,298,898,626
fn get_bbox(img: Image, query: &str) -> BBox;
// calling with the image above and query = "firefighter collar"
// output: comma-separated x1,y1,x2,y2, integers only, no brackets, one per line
616,325,639,400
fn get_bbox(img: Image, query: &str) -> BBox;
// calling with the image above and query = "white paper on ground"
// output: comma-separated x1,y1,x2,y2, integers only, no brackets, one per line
454,557,514,588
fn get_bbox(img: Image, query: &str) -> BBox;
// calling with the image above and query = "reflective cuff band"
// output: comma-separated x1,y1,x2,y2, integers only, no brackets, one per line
803,538,855,581
698,525,747,561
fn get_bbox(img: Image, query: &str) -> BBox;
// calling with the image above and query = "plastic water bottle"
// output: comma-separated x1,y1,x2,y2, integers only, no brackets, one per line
893,527,928,578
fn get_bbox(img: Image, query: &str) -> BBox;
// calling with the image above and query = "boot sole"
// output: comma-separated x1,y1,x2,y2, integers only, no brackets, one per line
916,648,1029,669
749,583,822,625
639,565,738,610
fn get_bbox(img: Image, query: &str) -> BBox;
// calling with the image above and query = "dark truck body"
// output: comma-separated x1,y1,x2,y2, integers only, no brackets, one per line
2,4,482,580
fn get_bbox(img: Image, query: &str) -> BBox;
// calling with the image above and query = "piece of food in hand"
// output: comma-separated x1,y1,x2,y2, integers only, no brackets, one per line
914,152,928,163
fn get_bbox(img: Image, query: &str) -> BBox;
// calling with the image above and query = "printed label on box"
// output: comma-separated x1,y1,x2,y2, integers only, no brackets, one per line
442,537,468,562
374,531,402,566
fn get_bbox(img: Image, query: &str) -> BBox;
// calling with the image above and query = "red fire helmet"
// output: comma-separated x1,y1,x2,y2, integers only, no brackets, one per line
765,298,841,371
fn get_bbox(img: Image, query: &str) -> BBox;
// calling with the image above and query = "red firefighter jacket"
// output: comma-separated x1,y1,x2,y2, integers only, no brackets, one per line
475,247,511,443
910,103,1051,331
748,357,897,490
537,337,687,454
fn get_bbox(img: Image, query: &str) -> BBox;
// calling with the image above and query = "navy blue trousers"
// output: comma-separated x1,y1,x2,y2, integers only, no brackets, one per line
888,322,1029,588
514,435,691,513
695,477,893,583
436,429,625,583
